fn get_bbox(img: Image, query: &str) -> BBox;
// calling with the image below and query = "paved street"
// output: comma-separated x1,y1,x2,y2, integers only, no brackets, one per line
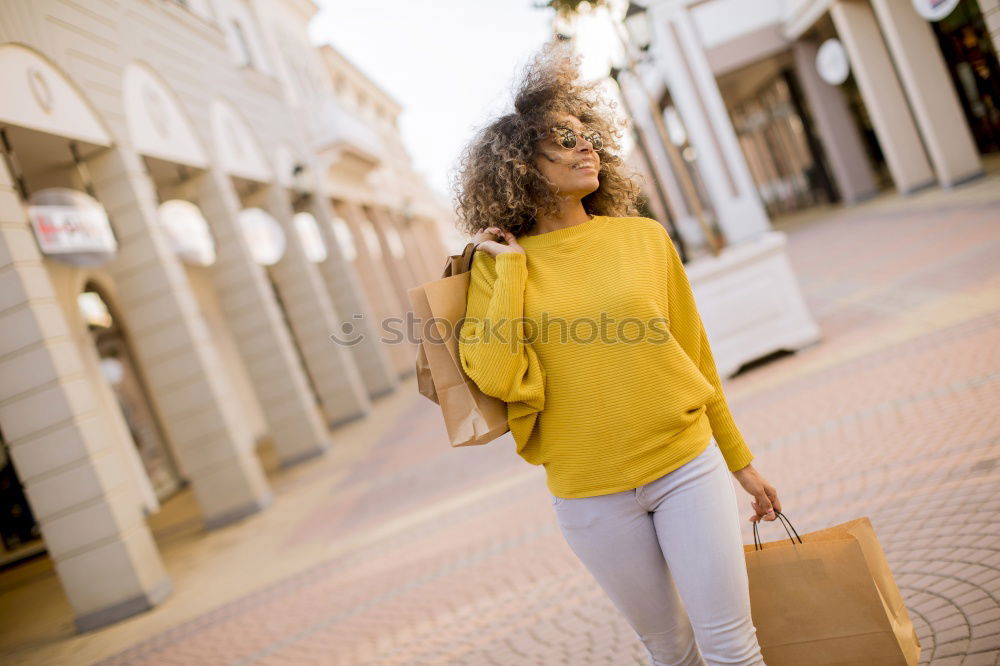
1,177,998,665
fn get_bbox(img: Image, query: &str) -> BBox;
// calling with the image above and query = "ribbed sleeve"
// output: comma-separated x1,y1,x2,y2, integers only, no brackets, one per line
663,236,755,473
458,251,545,453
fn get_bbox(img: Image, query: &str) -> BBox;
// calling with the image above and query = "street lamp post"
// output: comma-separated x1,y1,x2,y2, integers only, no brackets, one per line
615,2,723,256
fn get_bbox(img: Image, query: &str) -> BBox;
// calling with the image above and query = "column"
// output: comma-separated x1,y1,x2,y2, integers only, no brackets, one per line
197,167,331,466
648,5,771,245
369,207,419,307
829,0,936,194
0,157,171,631
308,192,397,400
982,0,1000,58
337,200,415,377
90,147,272,528
252,184,371,427
871,0,983,186
791,40,878,204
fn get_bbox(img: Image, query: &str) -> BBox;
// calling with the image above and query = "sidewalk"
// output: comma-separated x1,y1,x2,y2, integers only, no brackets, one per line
1,171,998,665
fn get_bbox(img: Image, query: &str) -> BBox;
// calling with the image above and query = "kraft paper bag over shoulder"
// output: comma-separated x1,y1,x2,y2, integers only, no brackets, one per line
407,241,509,447
745,512,921,666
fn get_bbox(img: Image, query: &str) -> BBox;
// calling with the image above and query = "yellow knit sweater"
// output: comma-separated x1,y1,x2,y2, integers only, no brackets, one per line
458,215,755,498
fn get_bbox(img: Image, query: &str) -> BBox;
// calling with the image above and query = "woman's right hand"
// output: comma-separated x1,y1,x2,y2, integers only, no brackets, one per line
473,227,525,257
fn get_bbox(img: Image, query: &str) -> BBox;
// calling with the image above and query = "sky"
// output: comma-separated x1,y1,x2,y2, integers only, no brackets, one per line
308,0,626,204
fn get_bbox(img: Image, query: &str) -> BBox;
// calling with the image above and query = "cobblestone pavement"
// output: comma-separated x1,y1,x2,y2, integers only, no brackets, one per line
3,188,999,666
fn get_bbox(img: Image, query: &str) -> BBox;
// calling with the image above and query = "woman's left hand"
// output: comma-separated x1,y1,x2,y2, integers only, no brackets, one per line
732,463,781,523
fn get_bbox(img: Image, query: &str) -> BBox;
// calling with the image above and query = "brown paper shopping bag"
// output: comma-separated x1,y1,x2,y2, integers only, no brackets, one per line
745,511,921,666
407,241,509,447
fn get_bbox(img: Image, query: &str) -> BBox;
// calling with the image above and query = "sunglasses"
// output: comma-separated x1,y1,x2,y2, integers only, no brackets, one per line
549,126,604,151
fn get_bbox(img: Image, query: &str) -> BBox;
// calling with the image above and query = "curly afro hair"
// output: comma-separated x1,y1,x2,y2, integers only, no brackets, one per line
450,40,640,238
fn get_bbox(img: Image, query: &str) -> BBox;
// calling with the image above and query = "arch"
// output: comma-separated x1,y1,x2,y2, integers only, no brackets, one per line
209,98,271,183
329,216,357,262
0,42,111,146
122,62,208,168
77,279,182,503
357,216,383,260
62,270,162,514
293,212,327,263
237,207,285,265
215,0,272,74
382,224,406,259
158,199,216,266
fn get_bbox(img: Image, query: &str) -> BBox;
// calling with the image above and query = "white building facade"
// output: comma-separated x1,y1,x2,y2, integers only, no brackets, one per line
612,0,998,382
0,0,448,631
628,0,995,237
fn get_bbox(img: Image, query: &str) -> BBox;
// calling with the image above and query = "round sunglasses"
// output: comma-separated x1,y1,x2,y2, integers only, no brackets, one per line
549,126,604,151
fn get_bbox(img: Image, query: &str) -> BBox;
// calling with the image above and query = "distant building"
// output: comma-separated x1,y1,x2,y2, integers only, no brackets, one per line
620,0,996,249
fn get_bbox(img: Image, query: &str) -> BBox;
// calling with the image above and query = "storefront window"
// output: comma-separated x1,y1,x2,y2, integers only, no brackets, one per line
932,0,1000,154
729,69,838,217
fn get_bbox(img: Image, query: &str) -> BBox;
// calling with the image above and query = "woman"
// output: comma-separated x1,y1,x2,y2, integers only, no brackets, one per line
453,43,780,666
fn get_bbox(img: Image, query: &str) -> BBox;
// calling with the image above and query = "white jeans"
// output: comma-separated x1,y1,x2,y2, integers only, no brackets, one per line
551,438,766,666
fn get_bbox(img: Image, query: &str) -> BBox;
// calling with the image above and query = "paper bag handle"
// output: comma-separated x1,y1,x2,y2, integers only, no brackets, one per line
752,510,804,551
438,234,494,280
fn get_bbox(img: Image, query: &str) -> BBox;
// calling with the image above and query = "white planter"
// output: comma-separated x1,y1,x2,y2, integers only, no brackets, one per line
685,230,822,378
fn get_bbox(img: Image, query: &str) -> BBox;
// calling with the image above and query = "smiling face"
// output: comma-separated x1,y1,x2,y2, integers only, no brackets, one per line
532,112,602,200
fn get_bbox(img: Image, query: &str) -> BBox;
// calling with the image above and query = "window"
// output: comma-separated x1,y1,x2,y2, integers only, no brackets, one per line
218,0,272,73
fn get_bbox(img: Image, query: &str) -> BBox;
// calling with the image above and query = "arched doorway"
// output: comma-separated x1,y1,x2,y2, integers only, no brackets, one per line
236,206,324,410
0,42,173,627
78,284,183,501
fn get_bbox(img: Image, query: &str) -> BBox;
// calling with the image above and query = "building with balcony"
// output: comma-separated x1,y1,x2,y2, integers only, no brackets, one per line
0,0,449,632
